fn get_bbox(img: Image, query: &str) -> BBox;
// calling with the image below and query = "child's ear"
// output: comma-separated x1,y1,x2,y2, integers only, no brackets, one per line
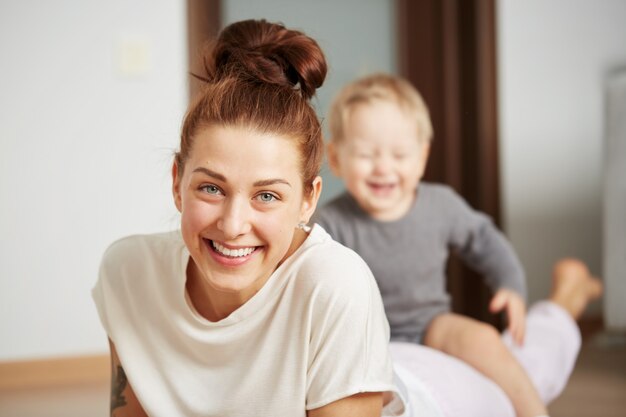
418,142,431,176
421,141,431,160
326,141,341,177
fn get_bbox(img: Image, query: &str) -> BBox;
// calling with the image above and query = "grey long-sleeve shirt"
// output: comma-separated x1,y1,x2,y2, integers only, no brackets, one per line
314,182,526,343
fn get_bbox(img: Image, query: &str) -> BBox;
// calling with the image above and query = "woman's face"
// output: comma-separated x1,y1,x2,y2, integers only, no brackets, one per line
173,124,320,306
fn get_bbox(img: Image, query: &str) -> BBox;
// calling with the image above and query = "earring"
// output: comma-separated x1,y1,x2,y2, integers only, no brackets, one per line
296,222,311,232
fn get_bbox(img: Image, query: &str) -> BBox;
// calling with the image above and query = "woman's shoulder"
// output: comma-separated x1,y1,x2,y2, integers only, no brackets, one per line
294,225,377,294
100,230,183,278
102,230,180,259
304,224,370,264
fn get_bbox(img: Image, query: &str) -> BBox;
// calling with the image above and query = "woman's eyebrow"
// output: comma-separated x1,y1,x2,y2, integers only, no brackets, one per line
192,167,226,181
253,179,292,188
192,167,291,188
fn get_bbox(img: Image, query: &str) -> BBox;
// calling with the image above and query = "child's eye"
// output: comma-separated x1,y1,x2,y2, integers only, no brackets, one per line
256,192,278,203
200,184,222,195
394,153,408,160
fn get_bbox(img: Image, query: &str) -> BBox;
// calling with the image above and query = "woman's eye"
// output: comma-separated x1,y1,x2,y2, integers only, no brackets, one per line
257,192,277,203
200,185,222,195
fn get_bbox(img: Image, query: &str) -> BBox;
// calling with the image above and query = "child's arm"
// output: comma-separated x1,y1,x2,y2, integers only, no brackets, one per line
443,185,527,339
451,216,527,343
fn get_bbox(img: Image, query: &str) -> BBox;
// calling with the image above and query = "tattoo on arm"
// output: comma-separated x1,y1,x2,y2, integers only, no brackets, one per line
111,364,128,413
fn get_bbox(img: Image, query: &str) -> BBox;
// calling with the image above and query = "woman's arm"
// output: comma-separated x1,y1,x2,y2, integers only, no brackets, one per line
108,339,149,417
307,392,383,417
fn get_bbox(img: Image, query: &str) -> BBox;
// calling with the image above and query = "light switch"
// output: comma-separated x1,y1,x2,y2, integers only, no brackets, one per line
115,36,151,77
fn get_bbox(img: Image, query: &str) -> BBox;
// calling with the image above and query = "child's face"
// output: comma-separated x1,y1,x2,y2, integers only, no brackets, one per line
329,100,429,221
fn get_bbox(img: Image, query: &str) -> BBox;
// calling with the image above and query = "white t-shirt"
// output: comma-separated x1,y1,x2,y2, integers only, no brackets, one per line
93,225,405,417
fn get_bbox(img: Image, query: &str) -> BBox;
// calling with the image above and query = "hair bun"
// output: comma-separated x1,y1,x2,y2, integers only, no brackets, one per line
208,19,327,100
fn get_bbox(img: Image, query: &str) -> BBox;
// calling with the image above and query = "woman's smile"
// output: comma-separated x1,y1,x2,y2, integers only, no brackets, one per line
205,238,261,267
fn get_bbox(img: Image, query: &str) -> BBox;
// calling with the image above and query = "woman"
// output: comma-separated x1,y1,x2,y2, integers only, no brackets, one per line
93,18,602,417
93,19,399,417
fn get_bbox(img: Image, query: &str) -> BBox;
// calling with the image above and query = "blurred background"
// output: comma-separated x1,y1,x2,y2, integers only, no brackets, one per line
1,0,625,415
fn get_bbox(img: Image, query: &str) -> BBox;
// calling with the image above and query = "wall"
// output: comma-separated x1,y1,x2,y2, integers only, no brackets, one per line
222,0,397,203
497,0,626,309
5,0,622,362
0,0,394,361
604,72,626,329
0,0,187,360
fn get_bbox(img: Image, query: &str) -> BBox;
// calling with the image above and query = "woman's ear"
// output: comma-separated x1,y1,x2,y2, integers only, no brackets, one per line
300,176,323,223
172,161,182,212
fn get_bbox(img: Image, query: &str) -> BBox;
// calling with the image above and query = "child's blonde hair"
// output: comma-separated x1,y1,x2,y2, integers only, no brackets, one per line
328,73,433,144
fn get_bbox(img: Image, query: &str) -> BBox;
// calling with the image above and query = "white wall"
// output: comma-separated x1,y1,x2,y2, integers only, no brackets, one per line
6,0,621,362
0,0,394,362
497,0,626,309
0,0,187,360
222,0,397,203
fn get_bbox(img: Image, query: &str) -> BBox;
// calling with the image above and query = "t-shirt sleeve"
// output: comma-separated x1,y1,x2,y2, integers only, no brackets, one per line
91,236,137,341
304,248,397,410
92,241,122,338
92,270,111,336
443,186,527,299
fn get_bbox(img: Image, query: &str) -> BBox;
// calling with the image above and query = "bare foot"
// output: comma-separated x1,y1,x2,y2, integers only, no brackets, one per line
550,258,603,320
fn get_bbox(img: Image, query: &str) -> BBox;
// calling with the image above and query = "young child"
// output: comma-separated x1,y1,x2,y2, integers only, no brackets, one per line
315,73,549,417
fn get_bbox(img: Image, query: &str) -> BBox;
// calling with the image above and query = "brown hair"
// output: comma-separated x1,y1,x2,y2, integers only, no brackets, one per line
328,73,433,144
176,19,327,195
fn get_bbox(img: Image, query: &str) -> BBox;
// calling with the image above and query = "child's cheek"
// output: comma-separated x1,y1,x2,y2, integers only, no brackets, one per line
352,158,373,173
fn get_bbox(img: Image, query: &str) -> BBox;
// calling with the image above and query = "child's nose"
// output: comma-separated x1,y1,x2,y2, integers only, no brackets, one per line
217,197,252,239
373,154,392,174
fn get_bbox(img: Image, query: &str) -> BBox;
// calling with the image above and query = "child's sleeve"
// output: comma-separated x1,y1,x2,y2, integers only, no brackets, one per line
445,187,527,299
312,203,341,242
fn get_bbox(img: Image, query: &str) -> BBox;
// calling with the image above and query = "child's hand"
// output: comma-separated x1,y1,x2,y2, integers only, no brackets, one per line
489,289,526,346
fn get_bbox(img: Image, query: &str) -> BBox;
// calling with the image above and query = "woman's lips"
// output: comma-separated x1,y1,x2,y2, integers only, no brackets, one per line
204,239,259,266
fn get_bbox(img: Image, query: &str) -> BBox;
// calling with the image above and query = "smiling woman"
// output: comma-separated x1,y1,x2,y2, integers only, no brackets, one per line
173,125,314,320
92,19,402,417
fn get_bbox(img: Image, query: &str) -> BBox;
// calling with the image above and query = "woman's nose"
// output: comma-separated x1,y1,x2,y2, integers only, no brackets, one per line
217,197,252,239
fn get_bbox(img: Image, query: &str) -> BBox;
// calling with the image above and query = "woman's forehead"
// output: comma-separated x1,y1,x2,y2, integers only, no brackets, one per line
187,125,302,181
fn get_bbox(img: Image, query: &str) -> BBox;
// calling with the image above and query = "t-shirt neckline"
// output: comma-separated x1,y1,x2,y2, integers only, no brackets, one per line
178,225,324,327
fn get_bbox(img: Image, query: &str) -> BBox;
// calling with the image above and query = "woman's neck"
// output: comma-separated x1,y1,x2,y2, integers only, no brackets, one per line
185,262,247,322
185,228,310,322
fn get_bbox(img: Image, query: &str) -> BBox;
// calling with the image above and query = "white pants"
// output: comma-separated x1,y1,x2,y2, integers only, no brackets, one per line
390,301,581,417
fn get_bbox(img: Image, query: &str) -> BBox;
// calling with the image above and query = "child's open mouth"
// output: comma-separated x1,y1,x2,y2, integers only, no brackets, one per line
367,182,396,195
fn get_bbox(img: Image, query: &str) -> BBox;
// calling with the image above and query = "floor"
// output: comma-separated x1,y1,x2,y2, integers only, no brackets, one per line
0,380,109,417
549,330,626,417
1,328,624,417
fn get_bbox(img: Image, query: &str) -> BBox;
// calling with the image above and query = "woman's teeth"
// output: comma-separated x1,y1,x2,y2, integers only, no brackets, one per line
212,241,256,258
